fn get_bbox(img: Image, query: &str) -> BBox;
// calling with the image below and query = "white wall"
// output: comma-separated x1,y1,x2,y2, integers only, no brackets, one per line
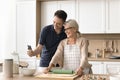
0,0,16,60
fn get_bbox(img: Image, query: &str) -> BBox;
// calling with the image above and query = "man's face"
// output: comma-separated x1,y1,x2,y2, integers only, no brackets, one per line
53,16,64,31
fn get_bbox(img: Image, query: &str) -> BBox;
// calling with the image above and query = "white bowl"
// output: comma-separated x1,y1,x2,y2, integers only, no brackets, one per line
21,68,36,76
110,75,120,80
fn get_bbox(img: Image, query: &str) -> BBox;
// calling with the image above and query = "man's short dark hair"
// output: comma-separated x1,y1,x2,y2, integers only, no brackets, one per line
54,10,67,22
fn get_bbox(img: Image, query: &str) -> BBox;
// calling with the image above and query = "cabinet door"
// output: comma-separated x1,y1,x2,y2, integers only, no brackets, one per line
41,1,58,28
58,1,76,20
104,62,120,74
16,1,36,58
40,0,76,28
89,61,104,74
78,0,105,33
106,0,120,33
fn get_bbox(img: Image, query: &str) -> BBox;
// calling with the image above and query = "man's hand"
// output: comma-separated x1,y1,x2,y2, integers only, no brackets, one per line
27,50,34,57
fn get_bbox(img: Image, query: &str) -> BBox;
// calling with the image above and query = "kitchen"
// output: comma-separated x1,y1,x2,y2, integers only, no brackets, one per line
0,0,120,80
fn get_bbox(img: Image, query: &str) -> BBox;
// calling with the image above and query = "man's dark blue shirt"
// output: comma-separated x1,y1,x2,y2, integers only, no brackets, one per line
39,24,66,67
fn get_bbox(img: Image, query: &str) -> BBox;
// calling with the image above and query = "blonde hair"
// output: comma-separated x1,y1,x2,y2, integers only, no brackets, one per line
65,19,81,37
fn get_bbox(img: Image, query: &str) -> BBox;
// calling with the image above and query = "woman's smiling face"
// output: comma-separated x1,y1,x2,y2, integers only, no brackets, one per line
64,23,76,38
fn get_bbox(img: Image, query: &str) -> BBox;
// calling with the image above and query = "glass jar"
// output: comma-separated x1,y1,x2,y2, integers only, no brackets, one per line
3,59,13,77
11,51,19,74
95,49,100,58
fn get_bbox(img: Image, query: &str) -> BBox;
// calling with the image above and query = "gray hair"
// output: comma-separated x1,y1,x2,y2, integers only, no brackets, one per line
65,19,81,37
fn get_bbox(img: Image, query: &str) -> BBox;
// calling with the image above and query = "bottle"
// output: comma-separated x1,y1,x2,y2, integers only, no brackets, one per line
102,49,105,58
11,51,19,74
95,49,100,58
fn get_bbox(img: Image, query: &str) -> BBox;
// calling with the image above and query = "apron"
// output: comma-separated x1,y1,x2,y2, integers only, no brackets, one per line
63,44,90,74
63,44,81,71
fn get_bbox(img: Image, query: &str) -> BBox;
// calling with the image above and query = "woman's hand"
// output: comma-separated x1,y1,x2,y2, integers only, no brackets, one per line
75,67,83,76
43,67,50,74
27,50,34,57
43,64,54,74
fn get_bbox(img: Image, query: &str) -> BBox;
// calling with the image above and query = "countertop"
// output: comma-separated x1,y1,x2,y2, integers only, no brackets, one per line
0,73,79,80
0,73,109,80
1,58,120,64
88,57,120,62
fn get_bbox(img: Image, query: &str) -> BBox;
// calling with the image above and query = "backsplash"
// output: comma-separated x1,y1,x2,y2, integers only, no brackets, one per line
82,34,120,58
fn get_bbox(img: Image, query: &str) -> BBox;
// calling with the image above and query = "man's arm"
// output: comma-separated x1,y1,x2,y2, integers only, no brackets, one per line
27,44,43,57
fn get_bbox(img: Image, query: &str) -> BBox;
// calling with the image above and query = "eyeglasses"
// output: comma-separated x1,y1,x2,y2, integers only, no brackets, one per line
64,27,73,31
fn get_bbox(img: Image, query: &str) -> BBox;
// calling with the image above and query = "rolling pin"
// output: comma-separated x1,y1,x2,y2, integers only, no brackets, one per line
51,69,74,74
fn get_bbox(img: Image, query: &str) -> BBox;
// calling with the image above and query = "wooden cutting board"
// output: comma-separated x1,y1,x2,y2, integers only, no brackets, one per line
35,73,78,80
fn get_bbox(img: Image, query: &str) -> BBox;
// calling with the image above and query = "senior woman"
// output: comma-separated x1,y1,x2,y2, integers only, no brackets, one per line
43,19,92,76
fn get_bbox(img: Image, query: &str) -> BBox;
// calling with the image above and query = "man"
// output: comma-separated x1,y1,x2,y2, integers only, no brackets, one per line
27,10,67,67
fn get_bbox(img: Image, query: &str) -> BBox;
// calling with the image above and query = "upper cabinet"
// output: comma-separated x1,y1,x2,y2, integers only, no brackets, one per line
58,1,76,20
106,0,120,33
40,0,120,33
78,0,106,33
40,1,58,28
40,0,76,28
78,0,120,33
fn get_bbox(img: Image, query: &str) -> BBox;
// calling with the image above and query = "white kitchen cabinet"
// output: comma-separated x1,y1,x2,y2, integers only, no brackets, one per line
106,0,120,33
89,61,104,74
78,0,106,33
41,0,76,28
104,62,120,74
40,0,120,33
78,0,120,33
89,61,120,74
40,1,58,28
16,0,36,58
58,1,76,20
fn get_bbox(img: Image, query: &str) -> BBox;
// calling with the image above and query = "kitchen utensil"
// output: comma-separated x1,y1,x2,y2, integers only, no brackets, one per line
113,40,118,53
51,69,74,74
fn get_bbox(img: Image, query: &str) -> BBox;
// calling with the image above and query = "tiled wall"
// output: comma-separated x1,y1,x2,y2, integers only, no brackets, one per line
82,34,120,58
88,40,120,58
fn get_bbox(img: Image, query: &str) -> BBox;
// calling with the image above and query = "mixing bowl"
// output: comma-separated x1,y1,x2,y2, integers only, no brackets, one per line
21,68,36,76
